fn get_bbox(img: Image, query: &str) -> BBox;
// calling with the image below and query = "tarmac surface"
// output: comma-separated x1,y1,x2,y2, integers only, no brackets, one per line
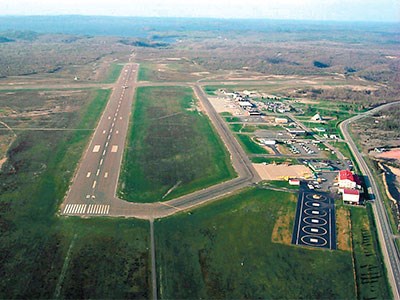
59,63,260,219
292,189,336,250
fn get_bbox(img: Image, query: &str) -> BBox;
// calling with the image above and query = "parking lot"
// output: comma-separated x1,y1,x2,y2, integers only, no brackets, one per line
291,189,337,250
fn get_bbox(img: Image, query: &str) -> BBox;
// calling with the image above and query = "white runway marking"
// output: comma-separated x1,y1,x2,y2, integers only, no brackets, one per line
93,145,100,153
63,204,88,215
111,145,118,153
103,130,106,134
100,158,104,165
96,168,100,176
104,172,108,178
86,194,90,199
112,122,115,127
92,181,97,189
103,150,106,156
113,117,116,122
105,142,109,147
116,130,119,134
110,128,113,133
86,172,91,178
115,112,118,117
119,117,122,120
108,116,111,120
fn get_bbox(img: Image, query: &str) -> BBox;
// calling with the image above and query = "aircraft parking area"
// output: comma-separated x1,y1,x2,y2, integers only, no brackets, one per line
291,190,336,250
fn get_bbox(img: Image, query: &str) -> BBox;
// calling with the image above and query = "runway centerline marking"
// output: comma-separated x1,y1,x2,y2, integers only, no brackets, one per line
92,181,97,189
96,168,100,176
100,158,104,166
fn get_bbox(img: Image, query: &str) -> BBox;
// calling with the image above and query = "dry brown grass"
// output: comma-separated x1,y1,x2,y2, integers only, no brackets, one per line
336,206,352,251
272,213,293,245
272,195,296,245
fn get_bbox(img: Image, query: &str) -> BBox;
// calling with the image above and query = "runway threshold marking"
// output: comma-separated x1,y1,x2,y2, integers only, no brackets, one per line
87,204,110,215
63,204,87,215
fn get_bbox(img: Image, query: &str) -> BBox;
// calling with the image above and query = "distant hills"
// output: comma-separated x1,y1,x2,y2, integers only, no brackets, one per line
0,15,398,39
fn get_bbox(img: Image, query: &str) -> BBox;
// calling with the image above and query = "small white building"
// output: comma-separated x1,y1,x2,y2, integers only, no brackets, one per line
311,113,323,121
238,101,253,108
259,139,276,146
289,179,301,186
342,189,360,204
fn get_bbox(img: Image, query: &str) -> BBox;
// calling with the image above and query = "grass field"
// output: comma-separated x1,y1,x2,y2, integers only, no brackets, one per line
331,141,353,159
350,205,392,299
138,62,153,81
155,188,355,299
235,134,268,154
103,63,124,83
118,86,235,203
0,89,151,298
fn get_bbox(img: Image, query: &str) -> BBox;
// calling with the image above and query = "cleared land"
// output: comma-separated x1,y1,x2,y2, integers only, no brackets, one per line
253,163,312,180
0,88,150,298
118,86,235,203
155,188,355,299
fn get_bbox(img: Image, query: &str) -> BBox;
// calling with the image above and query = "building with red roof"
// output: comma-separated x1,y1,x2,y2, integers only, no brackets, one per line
338,170,357,189
342,189,360,204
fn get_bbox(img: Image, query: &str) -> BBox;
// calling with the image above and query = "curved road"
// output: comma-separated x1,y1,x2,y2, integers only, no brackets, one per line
339,101,400,299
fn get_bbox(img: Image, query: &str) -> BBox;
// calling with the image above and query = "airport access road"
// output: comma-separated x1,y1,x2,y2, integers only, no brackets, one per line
339,101,400,300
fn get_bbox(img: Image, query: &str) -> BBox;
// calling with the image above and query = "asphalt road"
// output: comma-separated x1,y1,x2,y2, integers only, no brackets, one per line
60,64,260,220
339,101,400,299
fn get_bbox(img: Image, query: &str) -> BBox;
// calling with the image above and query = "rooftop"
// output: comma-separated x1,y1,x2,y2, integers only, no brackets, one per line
339,170,355,182
343,189,360,195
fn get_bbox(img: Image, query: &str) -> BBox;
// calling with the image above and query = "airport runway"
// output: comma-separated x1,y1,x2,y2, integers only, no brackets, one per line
60,64,260,219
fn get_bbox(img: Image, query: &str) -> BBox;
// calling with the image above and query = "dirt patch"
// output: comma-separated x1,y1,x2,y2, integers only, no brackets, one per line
208,97,242,115
377,148,400,160
336,207,352,251
262,145,275,155
295,98,320,105
272,213,293,245
0,157,7,169
253,163,312,180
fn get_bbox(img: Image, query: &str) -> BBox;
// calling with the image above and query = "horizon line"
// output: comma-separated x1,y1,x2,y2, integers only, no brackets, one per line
0,14,399,24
